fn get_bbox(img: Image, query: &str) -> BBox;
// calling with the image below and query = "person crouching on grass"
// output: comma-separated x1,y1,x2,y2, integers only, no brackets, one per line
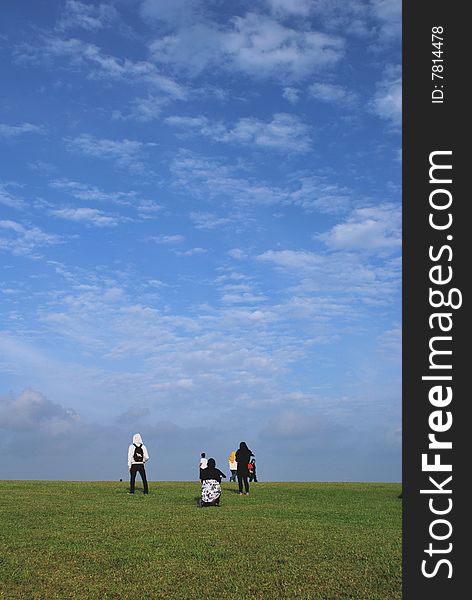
199,458,226,507
128,433,149,494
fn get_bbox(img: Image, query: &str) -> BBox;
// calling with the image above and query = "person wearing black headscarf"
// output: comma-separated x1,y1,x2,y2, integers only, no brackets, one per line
235,441,254,495
199,458,226,507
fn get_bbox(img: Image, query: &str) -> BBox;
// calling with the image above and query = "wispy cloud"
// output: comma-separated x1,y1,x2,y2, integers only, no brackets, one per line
0,183,26,210
267,0,401,44
0,220,61,258
0,122,44,138
50,207,123,227
150,13,344,81
258,249,323,270
16,36,187,100
57,0,118,31
371,0,402,43
282,86,300,104
65,134,155,171
370,65,402,128
172,152,354,214
166,112,312,152
51,179,132,204
50,179,162,214
140,0,204,26
148,234,185,244
113,95,168,122
189,212,232,230
175,247,207,256
257,227,401,307
318,204,401,254
171,152,286,206
309,82,357,106
266,0,314,17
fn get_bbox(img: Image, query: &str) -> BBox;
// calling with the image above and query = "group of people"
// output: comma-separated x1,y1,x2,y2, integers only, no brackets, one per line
126,433,257,508
228,450,257,484
198,442,257,507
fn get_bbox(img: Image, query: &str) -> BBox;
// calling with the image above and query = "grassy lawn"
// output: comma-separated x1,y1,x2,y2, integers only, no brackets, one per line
0,481,401,599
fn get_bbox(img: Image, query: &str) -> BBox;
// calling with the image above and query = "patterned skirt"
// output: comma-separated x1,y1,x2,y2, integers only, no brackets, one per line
201,479,221,504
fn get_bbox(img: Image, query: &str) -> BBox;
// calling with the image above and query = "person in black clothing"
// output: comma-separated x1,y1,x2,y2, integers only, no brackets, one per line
235,441,254,495
199,458,226,507
248,458,257,482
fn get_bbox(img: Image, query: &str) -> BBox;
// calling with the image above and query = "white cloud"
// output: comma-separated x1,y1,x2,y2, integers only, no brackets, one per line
19,36,187,100
164,115,208,127
175,247,207,256
149,23,223,76
65,134,154,171
226,13,344,79
258,249,323,270
171,152,355,214
51,179,133,204
0,122,44,138
50,207,122,227
282,86,300,104
370,65,402,128
371,0,402,42
0,220,61,258
309,82,357,106
150,13,344,81
0,184,25,210
377,325,401,359
171,153,287,205
257,238,401,306
57,0,118,31
268,0,401,44
140,0,203,25
50,179,162,214
166,112,312,152
318,204,401,254
189,212,232,230
225,113,311,152
266,0,313,17
227,248,247,260
148,234,185,244
113,95,168,122
288,176,353,214
221,290,267,305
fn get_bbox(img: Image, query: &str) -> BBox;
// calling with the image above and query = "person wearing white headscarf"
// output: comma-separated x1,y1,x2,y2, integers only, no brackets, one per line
127,433,150,494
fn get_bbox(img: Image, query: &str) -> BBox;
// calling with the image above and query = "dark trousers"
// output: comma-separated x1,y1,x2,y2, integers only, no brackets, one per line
130,463,148,494
237,472,249,493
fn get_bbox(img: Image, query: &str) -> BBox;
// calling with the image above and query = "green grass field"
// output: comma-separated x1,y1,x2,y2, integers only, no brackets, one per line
0,480,401,599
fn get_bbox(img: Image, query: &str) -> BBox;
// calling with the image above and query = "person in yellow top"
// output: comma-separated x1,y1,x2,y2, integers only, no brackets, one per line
228,450,237,482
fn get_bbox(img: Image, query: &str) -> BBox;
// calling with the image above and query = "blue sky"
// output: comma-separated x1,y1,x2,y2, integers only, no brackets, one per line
0,0,401,482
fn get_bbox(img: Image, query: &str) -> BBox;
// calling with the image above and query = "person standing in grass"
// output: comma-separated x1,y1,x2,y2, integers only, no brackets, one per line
228,450,237,482
248,458,258,482
128,433,149,494
199,452,208,481
235,441,254,495
199,458,226,507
